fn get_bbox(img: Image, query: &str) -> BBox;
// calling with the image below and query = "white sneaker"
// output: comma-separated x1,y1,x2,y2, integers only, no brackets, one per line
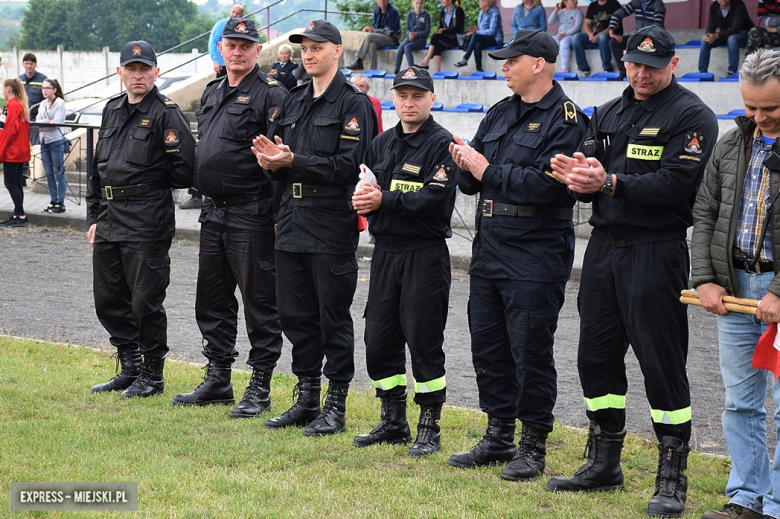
578,70,590,78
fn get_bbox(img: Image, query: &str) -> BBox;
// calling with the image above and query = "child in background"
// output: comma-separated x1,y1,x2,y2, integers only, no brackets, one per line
547,0,583,73
395,0,431,74
269,44,298,90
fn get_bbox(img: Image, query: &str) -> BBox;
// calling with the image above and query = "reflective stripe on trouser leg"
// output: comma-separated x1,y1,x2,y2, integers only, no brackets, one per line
372,374,407,391
584,394,626,412
414,375,446,394
650,406,691,425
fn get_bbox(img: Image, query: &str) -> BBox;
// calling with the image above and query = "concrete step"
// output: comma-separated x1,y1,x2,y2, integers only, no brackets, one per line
32,182,88,198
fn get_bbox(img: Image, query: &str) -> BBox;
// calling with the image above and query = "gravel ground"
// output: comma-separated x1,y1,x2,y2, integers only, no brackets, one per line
1,224,777,458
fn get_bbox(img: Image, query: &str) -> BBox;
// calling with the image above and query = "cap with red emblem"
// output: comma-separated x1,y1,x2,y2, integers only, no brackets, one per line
289,20,342,45
119,40,157,67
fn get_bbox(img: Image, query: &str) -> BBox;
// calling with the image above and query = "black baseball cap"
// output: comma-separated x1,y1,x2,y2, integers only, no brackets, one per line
289,20,342,45
392,67,434,92
223,18,259,43
622,26,676,68
488,30,558,63
119,41,157,67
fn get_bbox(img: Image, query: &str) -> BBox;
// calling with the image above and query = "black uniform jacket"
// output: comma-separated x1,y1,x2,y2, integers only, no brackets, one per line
576,77,718,243
87,87,195,242
267,71,378,254
20,71,46,117
195,65,287,229
458,82,589,282
363,116,457,251
271,60,299,91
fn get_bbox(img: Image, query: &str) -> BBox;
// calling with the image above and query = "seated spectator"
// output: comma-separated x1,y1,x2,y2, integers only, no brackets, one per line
700,0,753,76
454,0,503,72
395,0,431,74
351,74,384,133
37,78,68,214
269,44,298,90
511,0,547,32
346,0,402,70
548,0,583,73
608,0,666,78
746,0,780,56
572,0,621,77
414,0,465,72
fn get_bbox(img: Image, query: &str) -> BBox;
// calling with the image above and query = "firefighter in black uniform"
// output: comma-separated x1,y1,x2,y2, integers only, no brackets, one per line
87,40,195,398
447,30,588,481
547,27,718,518
253,20,377,436
351,67,456,457
172,19,287,419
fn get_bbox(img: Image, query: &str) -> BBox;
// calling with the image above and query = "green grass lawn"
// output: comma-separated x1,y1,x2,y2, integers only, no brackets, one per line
0,336,731,518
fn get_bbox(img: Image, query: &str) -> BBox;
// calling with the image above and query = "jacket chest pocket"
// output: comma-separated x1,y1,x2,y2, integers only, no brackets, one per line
512,133,544,163
389,162,424,193
276,114,300,146
312,116,342,155
95,127,117,162
625,127,671,165
225,104,253,141
481,131,504,163
126,128,154,165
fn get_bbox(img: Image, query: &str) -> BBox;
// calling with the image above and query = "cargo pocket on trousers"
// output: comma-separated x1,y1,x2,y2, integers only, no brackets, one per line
145,254,170,270
530,308,560,329
329,259,358,277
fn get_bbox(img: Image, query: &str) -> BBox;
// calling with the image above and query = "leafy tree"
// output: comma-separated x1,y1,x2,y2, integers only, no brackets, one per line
0,20,21,50
19,0,74,50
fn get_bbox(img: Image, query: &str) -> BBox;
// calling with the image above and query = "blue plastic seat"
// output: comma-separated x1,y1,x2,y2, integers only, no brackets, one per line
432,71,459,79
583,106,595,117
677,40,702,49
431,102,443,111
483,46,497,51
727,109,746,116
442,107,470,113
580,72,622,81
381,100,394,110
378,46,399,50
553,72,579,81
677,72,715,82
340,69,353,77
363,70,387,78
457,103,485,112
719,73,740,82
458,71,498,80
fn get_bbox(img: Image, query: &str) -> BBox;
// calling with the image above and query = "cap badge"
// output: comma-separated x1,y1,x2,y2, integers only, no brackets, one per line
402,68,417,80
235,22,248,33
345,117,360,132
433,167,448,182
638,37,656,53
165,131,179,144
132,45,142,57
305,22,315,33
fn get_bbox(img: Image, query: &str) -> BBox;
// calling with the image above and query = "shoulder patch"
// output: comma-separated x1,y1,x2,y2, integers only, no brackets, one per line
264,76,280,86
432,164,451,182
563,100,577,125
683,132,705,155
269,106,280,122
346,81,363,94
158,94,179,108
164,129,180,146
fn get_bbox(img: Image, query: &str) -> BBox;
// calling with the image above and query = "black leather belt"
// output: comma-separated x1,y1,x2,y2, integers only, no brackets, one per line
205,194,258,208
736,258,774,274
481,200,573,220
285,183,350,198
101,180,169,200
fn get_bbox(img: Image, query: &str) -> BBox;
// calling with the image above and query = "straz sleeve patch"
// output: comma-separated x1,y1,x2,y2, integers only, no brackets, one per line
164,129,180,149
626,143,663,160
390,179,424,192
432,164,451,182
343,114,362,135
683,132,704,155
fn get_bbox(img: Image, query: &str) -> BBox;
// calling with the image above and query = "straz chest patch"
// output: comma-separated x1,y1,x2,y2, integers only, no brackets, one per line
235,96,250,104
627,143,663,160
680,132,705,162
390,179,424,192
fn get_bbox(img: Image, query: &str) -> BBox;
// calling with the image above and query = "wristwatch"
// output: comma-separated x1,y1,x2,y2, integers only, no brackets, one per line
599,173,613,194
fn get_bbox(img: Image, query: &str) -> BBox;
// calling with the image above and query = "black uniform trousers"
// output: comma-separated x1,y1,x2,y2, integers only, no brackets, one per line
276,250,358,383
195,220,282,371
468,274,565,433
93,238,172,358
364,245,450,407
578,234,692,444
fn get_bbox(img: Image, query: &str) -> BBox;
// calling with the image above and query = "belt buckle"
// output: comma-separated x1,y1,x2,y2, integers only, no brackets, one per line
482,199,494,217
292,183,302,199
104,186,113,200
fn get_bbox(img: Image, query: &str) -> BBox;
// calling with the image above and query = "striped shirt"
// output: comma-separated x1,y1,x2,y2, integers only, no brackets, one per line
734,128,774,262
609,0,666,30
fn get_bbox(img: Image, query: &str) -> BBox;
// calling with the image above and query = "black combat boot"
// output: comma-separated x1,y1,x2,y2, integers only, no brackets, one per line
120,356,165,398
230,369,272,418
304,382,349,437
172,360,234,406
345,58,363,70
546,420,626,492
265,376,321,429
646,436,689,518
353,394,412,447
91,348,141,393
501,422,548,481
409,404,442,458
447,416,516,468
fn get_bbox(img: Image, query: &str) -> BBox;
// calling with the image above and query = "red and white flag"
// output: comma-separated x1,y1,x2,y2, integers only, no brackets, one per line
753,322,780,380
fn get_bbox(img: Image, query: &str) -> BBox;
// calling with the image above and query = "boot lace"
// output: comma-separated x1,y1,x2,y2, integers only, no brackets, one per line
193,363,218,391
656,445,684,497
574,430,601,476
517,427,542,460
242,370,267,402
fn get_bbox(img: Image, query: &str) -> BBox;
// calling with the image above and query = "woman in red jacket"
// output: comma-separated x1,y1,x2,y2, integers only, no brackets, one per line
1,78,31,227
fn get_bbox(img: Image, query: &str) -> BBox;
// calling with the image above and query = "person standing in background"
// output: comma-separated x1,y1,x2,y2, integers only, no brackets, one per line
37,78,68,214
0,78,31,227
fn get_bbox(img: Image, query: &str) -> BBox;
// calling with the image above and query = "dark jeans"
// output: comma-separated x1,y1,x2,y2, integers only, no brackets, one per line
699,30,749,75
3,162,25,216
573,31,614,72
93,238,172,358
195,220,283,371
462,34,498,71
276,250,358,383
364,245,450,406
577,234,691,444
468,274,565,432
609,35,628,75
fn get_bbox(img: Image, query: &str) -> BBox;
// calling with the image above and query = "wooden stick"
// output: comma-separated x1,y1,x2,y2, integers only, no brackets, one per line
680,296,757,315
680,290,759,308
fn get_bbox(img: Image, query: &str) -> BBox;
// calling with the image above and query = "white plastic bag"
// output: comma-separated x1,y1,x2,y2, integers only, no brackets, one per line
354,164,378,194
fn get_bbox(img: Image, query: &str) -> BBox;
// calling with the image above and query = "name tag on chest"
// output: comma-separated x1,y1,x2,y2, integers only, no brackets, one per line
627,144,663,160
390,179,424,192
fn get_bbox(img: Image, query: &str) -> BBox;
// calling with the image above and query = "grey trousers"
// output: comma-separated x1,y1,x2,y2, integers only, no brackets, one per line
356,33,396,69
